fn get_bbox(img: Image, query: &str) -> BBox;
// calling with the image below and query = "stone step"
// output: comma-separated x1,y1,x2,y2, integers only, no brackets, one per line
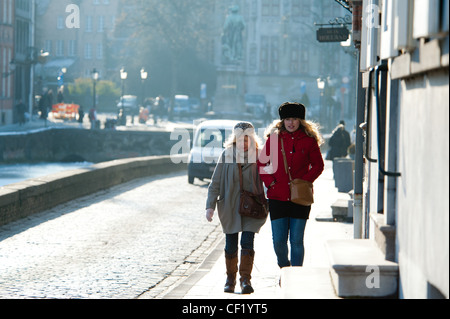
331,198,353,222
280,267,340,299
326,239,399,298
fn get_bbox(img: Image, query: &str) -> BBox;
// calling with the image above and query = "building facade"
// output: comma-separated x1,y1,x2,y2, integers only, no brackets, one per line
344,0,448,299
35,0,120,91
0,0,15,125
13,0,35,118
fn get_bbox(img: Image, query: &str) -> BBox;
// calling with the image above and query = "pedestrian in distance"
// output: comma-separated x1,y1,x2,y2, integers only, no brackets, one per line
205,122,267,294
326,120,351,160
15,99,26,126
257,102,324,268
78,105,85,127
88,107,97,130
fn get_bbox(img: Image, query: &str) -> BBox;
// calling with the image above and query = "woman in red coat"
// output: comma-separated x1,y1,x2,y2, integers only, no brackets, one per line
257,102,324,267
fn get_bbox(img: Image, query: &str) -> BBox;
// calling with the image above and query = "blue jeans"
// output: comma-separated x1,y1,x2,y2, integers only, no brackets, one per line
271,218,307,267
225,232,255,255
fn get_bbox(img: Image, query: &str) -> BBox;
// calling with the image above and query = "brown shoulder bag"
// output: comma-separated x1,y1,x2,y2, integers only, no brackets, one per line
238,164,268,219
280,138,314,206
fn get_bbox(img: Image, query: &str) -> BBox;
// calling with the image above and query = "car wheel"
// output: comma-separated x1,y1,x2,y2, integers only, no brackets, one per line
188,175,195,184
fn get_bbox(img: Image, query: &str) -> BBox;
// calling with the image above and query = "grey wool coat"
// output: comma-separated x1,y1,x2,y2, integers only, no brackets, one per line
206,147,267,234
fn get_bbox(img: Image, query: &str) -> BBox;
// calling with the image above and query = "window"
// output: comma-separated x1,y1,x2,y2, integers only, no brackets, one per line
300,49,309,73
45,40,52,55
85,16,92,32
98,16,104,32
85,43,92,59
249,44,257,70
290,38,309,74
260,36,279,74
68,40,77,57
292,0,310,17
292,0,301,16
270,37,279,73
110,15,116,30
57,16,64,29
291,38,299,73
2,48,6,97
262,0,279,17
320,47,339,74
96,43,103,60
56,40,64,56
260,37,269,73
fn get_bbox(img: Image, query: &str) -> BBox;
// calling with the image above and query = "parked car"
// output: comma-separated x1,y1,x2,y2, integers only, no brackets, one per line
189,97,201,116
171,94,190,119
117,95,138,112
244,94,266,115
187,119,241,184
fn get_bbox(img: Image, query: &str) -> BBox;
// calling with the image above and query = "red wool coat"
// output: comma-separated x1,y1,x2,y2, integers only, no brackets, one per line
257,129,324,202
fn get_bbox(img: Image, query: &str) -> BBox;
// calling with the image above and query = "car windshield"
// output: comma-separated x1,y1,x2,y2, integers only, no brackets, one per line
195,128,232,148
119,96,137,104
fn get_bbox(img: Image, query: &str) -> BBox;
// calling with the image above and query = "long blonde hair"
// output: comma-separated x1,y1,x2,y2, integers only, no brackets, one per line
265,119,324,146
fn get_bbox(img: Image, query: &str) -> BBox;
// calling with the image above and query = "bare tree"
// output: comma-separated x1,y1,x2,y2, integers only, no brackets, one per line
123,0,215,97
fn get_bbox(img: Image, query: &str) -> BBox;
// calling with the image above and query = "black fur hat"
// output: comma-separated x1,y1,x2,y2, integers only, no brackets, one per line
278,102,306,120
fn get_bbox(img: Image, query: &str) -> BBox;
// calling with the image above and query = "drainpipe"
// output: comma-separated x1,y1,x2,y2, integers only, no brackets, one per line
353,51,365,239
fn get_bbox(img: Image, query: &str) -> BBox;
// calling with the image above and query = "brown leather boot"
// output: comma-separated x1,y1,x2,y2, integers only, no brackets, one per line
239,249,255,294
224,251,238,293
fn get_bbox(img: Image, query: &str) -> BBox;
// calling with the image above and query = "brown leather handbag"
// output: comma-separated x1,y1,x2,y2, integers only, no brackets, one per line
280,138,314,206
238,164,268,219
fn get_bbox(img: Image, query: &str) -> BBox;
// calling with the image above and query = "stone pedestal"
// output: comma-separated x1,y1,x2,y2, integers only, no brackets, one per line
214,65,245,114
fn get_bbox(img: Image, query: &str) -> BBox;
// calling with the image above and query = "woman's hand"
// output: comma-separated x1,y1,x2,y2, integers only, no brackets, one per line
205,208,215,222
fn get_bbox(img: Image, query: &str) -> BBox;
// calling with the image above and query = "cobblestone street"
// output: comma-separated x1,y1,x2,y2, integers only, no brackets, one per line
0,171,220,299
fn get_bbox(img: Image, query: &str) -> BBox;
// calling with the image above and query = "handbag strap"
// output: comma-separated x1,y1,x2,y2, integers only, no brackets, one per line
280,137,293,182
237,164,244,192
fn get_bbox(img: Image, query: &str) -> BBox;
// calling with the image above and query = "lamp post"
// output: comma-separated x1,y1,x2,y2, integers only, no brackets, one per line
92,68,99,109
317,77,326,131
120,67,127,99
140,68,148,106
119,67,128,123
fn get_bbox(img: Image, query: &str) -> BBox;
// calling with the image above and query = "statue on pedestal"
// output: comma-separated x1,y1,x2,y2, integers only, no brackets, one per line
221,5,245,64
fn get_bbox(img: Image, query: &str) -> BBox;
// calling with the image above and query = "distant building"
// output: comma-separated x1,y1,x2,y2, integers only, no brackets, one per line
35,0,121,90
13,0,35,120
0,0,15,125
211,0,356,130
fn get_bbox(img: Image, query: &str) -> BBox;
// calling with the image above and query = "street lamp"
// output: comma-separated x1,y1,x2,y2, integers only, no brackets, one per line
317,77,326,131
140,68,148,81
92,68,99,110
120,67,127,103
119,67,128,123
316,77,325,90
140,68,148,106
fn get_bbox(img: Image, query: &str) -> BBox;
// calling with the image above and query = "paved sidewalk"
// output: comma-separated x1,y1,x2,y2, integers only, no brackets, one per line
161,160,354,299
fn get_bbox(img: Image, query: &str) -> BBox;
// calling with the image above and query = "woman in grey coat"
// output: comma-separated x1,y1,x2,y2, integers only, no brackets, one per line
205,122,267,294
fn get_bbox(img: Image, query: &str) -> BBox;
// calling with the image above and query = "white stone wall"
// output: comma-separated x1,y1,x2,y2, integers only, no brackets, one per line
396,70,449,298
